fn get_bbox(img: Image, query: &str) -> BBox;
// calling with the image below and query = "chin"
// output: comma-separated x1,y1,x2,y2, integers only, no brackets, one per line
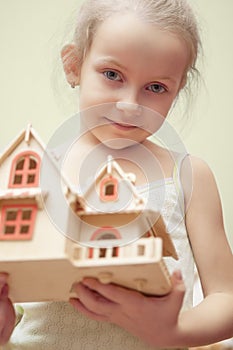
101,138,139,150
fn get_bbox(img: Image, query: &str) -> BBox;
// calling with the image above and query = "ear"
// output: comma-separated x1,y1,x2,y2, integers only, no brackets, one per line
61,44,80,87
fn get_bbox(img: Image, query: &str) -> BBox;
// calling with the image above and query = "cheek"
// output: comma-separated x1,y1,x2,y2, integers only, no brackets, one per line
150,96,177,117
79,85,112,111
79,72,119,110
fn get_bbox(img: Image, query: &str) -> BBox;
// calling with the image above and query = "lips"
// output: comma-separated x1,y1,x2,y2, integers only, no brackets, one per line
103,117,139,130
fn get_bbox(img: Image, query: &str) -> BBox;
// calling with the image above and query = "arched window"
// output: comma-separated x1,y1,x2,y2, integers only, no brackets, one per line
91,226,121,241
100,176,118,201
88,226,121,258
9,151,40,188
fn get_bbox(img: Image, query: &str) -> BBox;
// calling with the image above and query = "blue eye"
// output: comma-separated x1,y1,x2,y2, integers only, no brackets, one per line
103,70,121,81
147,83,166,94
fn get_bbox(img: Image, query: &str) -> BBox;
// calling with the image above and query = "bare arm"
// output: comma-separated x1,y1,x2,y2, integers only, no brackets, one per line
178,156,233,346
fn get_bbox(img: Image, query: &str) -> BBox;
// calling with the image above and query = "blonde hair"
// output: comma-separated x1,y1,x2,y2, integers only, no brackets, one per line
73,0,201,78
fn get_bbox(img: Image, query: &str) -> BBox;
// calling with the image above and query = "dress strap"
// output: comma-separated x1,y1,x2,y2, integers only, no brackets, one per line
172,153,189,215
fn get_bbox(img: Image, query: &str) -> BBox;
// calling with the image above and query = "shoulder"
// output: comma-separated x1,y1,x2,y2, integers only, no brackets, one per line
180,155,220,209
186,155,219,201
182,154,215,180
188,155,216,181
181,155,217,191
182,155,225,242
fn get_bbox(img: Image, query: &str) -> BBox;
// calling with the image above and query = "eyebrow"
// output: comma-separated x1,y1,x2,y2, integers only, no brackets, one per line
94,57,127,71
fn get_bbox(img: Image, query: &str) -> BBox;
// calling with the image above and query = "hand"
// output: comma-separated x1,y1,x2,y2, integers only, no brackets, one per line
69,270,186,347
0,273,16,346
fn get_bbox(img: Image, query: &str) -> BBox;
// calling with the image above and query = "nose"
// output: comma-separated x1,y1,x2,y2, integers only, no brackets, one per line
116,102,142,117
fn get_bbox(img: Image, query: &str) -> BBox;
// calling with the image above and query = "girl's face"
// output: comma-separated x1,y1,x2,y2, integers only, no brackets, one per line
75,14,190,147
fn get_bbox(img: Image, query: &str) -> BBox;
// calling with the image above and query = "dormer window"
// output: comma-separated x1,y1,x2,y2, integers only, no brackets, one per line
100,176,118,201
105,183,114,196
9,151,40,188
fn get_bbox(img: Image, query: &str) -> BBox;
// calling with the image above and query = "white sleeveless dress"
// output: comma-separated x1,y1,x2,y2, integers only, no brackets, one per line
4,154,194,350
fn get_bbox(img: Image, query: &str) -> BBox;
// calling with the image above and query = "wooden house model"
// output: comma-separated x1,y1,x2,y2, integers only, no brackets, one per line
0,125,178,302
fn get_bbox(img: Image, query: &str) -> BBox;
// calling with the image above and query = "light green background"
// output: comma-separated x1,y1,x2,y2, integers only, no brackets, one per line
0,0,232,247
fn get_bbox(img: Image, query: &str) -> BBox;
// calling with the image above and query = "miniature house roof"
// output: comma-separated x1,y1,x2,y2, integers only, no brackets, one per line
0,188,47,209
0,123,85,211
80,155,145,209
0,124,46,166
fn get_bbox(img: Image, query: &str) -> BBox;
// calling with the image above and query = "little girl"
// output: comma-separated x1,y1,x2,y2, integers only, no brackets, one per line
1,0,233,349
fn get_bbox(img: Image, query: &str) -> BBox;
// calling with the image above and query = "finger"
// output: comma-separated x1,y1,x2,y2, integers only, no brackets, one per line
0,284,9,300
82,278,143,305
72,282,116,316
0,298,16,346
0,273,8,290
0,273,9,301
69,297,108,323
170,270,186,311
171,270,186,292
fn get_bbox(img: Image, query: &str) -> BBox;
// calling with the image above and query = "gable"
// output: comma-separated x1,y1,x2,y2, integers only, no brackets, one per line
0,126,45,190
80,155,144,214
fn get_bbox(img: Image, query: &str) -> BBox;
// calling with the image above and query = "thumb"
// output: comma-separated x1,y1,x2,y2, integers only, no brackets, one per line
0,273,9,300
171,270,186,291
170,270,186,310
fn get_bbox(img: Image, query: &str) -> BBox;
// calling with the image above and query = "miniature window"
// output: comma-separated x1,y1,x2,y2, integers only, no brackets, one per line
88,246,119,259
9,151,40,188
98,247,118,258
137,245,145,256
112,247,118,257
0,204,37,241
100,176,118,201
73,247,83,260
88,227,121,259
91,226,121,241
99,248,107,258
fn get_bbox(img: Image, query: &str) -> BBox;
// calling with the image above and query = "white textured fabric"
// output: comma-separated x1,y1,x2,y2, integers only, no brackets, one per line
5,154,193,350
